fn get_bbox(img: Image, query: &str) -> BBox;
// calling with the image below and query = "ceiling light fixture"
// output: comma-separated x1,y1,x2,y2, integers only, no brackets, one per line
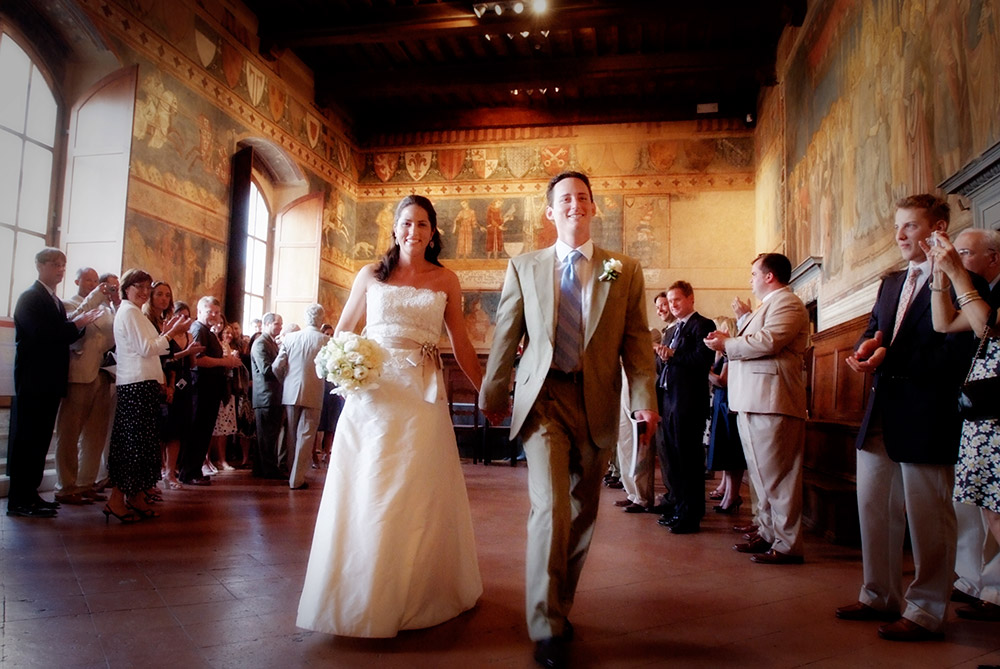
473,1,547,20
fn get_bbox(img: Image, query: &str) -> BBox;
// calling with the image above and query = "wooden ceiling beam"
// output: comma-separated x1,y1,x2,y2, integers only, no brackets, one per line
265,1,781,47
318,48,767,98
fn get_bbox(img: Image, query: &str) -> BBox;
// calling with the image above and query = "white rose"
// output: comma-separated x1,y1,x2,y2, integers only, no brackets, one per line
353,366,369,380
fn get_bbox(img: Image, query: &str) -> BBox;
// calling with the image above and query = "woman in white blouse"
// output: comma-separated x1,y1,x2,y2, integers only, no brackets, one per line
105,269,191,523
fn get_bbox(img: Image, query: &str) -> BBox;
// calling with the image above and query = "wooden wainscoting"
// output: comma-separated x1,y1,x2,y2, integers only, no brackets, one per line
803,314,872,545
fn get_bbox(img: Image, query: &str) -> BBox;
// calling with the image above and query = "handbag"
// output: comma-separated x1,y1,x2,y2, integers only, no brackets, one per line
957,324,1000,421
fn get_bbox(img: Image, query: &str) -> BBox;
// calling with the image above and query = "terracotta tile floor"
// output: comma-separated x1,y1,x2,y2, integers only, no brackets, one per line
3,464,1000,668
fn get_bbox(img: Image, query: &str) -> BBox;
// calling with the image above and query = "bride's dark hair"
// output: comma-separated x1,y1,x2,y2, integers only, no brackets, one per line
373,195,444,281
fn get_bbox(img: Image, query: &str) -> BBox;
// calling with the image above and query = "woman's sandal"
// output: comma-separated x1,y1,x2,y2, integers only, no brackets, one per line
103,504,141,524
128,503,160,519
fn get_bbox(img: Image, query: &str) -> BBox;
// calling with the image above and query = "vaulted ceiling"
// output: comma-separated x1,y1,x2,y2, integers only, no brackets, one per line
243,0,806,139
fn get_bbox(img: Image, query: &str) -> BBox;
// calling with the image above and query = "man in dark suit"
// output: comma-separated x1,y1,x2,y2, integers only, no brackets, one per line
8,248,98,518
949,228,1000,622
654,281,716,534
251,311,284,479
838,195,982,641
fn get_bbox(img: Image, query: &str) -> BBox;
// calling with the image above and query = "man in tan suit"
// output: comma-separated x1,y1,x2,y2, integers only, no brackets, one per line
274,303,329,490
53,268,119,504
481,171,658,668
705,252,809,565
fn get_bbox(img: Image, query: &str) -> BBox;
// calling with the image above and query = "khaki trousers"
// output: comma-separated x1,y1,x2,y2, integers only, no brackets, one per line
54,371,114,495
520,377,611,641
284,404,319,489
857,433,956,631
736,411,805,556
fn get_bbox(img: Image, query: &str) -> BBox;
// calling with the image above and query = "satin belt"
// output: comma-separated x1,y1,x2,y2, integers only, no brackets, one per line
378,336,442,404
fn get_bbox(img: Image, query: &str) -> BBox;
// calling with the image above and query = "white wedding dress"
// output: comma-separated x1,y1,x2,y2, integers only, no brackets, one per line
296,282,483,637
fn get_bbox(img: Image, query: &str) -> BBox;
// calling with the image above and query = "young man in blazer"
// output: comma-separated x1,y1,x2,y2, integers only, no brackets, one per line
705,253,810,565
838,195,981,641
480,171,658,668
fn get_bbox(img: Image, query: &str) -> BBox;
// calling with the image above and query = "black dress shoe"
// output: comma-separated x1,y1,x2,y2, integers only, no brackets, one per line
669,522,701,534
291,482,309,490
951,588,981,606
7,504,57,518
657,514,681,527
34,497,60,510
533,637,568,668
561,620,574,641
623,503,647,513
956,600,1000,621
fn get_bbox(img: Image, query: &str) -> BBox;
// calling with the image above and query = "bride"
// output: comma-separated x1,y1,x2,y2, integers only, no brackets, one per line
296,195,484,638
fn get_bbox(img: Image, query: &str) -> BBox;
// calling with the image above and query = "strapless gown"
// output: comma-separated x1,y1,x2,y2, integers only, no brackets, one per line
296,282,482,637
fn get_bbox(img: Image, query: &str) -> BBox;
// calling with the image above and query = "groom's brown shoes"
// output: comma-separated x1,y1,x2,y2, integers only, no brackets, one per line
534,637,568,668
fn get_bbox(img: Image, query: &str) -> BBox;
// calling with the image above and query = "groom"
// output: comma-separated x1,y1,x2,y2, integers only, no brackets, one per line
481,171,658,668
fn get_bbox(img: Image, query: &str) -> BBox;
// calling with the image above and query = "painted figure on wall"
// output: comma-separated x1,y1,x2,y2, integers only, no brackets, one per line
624,199,665,270
133,72,181,151
373,201,395,256
452,200,479,259
592,195,623,253
485,199,514,259
322,191,350,261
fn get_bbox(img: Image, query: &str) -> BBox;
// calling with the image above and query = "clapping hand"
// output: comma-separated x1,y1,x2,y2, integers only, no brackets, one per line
703,330,729,352
845,330,885,373
72,308,102,329
163,313,193,338
654,343,673,361
732,296,751,319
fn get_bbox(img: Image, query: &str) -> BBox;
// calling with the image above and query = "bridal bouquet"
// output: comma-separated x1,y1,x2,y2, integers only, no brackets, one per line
315,332,387,397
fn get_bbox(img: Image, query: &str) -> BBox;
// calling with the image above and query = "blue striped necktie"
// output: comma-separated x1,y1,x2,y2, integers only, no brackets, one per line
553,250,583,372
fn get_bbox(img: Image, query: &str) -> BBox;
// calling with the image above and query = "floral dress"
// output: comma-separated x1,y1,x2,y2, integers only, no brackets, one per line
953,336,1000,514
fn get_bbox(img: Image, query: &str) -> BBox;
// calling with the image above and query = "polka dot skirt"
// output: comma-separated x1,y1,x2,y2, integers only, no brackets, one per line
109,379,162,496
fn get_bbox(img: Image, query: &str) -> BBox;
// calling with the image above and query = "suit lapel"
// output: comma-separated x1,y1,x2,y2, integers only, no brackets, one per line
585,246,610,348
530,247,557,344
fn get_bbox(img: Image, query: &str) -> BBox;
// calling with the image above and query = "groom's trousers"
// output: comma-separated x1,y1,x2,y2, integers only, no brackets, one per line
520,373,611,641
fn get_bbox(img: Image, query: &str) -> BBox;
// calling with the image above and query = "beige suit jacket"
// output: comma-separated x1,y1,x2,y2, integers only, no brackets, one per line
63,288,116,384
724,287,809,419
274,326,329,409
479,245,657,449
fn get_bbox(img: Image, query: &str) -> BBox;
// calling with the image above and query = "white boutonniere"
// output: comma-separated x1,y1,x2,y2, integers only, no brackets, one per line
599,258,623,282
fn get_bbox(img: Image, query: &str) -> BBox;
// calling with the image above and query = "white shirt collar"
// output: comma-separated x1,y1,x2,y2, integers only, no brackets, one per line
908,258,931,277
555,238,594,262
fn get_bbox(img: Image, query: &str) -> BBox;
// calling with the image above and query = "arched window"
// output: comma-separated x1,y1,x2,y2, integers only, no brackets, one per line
243,180,270,332
0,30,58,317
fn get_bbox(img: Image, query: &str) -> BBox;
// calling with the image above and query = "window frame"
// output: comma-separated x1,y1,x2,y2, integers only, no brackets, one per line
0,23,65,318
